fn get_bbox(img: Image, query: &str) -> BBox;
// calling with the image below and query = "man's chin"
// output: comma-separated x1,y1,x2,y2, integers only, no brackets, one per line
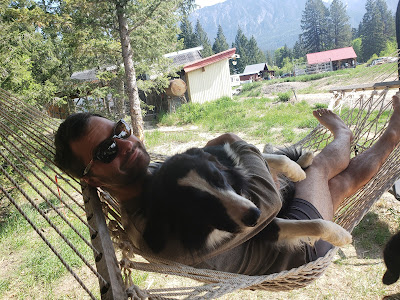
126,152,150,182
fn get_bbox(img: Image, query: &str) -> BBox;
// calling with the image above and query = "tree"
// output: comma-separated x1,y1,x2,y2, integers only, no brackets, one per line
301,0,330,53
0,0,63,104
231,27,249,73
360,0,386,61
274,45,292,68
329,0,352,48
352,37,362,59
178,14,196,49
59,0,192,141
212,25,229,53
293,35,306,59
376,0,395,39
247,36,266,65
194,19,214,57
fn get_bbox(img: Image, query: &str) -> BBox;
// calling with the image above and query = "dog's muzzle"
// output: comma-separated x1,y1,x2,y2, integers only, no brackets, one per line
241,206,261,227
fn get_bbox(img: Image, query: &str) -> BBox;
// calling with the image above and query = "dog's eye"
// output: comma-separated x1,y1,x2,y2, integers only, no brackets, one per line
210,170,226,186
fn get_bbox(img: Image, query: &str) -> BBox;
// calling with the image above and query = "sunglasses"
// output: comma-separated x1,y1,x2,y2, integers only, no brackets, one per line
82,119,132,176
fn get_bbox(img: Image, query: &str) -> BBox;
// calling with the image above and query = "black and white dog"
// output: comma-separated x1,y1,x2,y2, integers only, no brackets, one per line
142,143,352,254
382,231,400,285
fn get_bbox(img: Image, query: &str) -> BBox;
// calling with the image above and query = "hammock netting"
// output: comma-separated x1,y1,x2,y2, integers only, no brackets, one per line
1,56,400,299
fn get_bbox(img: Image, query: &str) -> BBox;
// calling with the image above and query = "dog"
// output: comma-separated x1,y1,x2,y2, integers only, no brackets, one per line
142,143,352,254
382,231,400,285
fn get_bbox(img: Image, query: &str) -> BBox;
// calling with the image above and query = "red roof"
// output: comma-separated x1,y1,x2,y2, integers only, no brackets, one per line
183,48,236,73
306,47,357,65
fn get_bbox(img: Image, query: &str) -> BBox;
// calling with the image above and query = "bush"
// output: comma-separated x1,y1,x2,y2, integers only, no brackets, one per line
277,91,292,102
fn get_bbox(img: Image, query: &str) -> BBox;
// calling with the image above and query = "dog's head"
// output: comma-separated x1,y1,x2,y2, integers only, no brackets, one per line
143,147,261,253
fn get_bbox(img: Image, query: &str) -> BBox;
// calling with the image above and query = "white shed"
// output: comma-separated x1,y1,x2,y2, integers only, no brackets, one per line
183,48,237,104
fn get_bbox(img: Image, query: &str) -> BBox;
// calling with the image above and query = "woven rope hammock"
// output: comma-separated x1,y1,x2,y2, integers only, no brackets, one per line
1,68,400,299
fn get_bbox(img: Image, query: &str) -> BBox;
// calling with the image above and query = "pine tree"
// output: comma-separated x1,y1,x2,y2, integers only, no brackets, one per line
329,0,352,48
376,0,395,39
360,0,386,61
231,27,249,73
194,19,214,57
212,25,229,53
293,35,307,59
247,36,266,65
178,14,196,49
301,0,330,53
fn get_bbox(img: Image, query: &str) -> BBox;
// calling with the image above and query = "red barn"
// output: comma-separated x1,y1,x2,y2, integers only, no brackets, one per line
306,47,357,72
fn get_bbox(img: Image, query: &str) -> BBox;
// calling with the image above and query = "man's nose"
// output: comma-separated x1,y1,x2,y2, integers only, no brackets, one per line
115,137,133,155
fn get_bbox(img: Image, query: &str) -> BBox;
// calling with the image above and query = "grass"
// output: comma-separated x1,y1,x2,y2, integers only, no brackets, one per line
0,165,104,299
157,96,321,145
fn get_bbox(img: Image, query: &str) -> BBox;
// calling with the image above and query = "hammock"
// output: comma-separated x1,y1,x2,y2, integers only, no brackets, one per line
0,77,399,299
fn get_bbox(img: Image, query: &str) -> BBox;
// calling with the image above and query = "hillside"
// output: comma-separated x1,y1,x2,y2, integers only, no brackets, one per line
190,0,399,51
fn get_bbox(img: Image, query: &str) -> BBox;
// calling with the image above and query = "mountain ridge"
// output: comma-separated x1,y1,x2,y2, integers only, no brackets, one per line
190,0,399,51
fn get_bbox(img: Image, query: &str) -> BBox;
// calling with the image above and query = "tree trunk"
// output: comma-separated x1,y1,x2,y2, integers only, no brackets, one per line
116,1,145,141
115,70,126,119
67,98,76,115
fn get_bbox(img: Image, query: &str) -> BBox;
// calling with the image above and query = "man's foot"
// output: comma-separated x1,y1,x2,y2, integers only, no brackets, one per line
313,109,354,141
385,94,400,145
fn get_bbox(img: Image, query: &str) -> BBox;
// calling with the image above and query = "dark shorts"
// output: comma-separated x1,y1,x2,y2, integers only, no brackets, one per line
278,198,334,263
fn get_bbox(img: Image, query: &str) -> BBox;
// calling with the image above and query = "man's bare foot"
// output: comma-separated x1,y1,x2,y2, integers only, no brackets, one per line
313,109,354,141
384,94,400,145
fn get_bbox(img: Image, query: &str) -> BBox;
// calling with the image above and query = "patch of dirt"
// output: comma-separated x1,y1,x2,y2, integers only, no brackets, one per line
260,81,333,106
262,81,310,95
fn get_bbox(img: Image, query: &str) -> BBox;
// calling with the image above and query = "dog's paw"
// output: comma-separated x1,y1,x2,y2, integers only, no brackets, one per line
296,151,314,168
281,158,306,182
322,222,352,246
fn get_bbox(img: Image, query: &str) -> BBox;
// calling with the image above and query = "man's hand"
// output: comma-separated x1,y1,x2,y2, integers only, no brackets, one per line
205,133,243,147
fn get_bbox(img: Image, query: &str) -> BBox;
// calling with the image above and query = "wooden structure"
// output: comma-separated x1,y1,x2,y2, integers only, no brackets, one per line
183,48,237,104
239,63,275,81
306,47,357,72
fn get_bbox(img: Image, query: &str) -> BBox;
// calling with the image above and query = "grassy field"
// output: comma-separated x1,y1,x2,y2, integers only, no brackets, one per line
1,66,400,299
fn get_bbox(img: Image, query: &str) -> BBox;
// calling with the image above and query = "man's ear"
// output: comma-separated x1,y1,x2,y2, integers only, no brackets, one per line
82,176,102,187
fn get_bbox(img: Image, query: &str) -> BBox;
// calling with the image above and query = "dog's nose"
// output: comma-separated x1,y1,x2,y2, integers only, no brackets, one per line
241,207,261,227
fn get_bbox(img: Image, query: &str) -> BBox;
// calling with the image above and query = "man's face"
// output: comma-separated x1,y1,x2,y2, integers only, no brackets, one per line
70,116,150,188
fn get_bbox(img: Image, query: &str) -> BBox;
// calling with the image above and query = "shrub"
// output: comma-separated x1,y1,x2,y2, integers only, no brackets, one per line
277,91,292,102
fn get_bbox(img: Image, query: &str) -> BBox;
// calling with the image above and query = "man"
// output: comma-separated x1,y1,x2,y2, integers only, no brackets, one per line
54,94,400,275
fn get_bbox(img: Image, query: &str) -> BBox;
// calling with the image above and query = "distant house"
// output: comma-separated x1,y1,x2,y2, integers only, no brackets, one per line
182,48,237,104
306,47,357,72
230,74,240,87
239,63,275,82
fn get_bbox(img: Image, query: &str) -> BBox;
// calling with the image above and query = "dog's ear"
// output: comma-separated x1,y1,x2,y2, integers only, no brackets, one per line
185,147,207,157
382,269,399,285
143,218,168,253
382,232,400,285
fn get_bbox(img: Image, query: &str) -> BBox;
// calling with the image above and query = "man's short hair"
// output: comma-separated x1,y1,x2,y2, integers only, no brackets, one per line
54,112,102,178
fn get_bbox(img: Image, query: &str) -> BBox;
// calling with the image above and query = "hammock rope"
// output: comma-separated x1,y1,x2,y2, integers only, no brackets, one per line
1,58,400,299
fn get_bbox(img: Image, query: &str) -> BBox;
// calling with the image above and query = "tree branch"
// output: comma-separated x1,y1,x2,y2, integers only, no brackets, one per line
128,0,164,33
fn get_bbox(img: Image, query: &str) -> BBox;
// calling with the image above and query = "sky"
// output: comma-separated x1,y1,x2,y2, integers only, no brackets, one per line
195,0,227,8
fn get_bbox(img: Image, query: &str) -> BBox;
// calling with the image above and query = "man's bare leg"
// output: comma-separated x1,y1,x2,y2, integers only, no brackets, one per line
329,94,400,212
294,109,354,221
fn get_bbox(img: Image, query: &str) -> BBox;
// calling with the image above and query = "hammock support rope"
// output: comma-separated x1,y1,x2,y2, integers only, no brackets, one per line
1,73,400,299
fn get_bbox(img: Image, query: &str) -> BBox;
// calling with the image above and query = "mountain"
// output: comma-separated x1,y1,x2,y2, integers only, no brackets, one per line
189,0,399,51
